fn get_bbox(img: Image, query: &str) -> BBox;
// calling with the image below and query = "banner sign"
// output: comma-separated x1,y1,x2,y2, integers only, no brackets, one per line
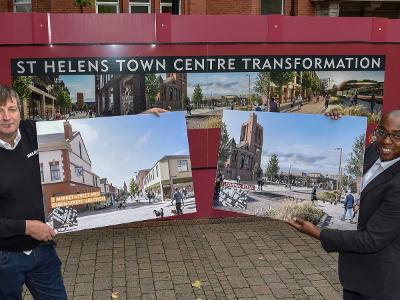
12,55,384,75
51,191,106,208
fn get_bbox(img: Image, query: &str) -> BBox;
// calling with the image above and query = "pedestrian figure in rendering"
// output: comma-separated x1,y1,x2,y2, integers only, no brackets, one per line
269,97,279,112
324,94,330,109
370,94,376,113
172,187,184,215
182,187,187,204
287,109,400,300
297,94,303,110
236,175,241,183
311,186,317,204
342,191,354,221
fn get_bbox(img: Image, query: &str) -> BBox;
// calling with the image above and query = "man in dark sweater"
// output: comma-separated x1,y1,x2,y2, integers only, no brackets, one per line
0,85,67,299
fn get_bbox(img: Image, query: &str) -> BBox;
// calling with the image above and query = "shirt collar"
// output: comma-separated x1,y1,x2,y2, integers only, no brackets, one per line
375,156,400,171
0,129,21,150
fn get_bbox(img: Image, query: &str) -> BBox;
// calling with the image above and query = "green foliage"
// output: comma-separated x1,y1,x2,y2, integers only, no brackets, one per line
12,76,32,103
129,178,138,196
218,122,231,169
55,88,71,112
346,134,366,178
254,72,271,96
317,191,337,203
12,76,32,117
145,74,160,106
266,154,280,181
74,0,92,13
270,71,296,102
192,84,203,105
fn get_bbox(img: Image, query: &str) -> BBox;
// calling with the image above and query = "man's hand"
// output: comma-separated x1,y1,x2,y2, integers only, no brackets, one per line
25,220,56,242
142,108,169,117
285,218,321,240
325,109,342,120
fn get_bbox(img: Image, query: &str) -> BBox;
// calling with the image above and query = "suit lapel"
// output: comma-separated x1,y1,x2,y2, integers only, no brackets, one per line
363,143,378,174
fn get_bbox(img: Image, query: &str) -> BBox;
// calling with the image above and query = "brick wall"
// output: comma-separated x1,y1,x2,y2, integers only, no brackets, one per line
284,0,315,16
32,0,95,13
297,0,315,16
0,0,10,12
204,0,260,15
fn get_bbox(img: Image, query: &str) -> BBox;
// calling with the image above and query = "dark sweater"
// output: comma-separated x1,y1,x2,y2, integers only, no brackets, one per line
0,120,44,251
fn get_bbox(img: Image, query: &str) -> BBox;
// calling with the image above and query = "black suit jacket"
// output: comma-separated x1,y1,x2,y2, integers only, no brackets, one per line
320,142,400,299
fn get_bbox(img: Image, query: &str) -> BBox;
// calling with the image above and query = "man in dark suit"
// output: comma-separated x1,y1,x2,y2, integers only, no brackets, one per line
287,110,400,300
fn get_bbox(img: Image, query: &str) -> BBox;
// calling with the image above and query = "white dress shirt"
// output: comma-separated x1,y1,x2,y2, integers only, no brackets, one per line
361,156,400,191
0,129,21,150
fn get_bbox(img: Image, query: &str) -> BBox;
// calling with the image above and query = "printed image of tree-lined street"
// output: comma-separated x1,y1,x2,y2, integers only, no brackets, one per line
36,112,196,233
184,70,383,129
214,110,367,230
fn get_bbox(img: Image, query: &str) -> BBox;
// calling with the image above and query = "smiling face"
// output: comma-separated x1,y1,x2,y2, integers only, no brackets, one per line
0,97,21,144
376,111,400,162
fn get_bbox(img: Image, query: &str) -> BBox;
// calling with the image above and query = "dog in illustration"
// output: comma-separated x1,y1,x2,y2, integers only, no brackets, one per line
153,208,164,218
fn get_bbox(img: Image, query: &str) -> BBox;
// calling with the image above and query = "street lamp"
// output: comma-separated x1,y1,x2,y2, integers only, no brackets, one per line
334,147,343,202
245,74,251,106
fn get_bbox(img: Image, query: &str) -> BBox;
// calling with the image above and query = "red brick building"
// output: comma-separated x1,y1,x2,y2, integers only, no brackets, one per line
3,0,400,18
1,0,295,15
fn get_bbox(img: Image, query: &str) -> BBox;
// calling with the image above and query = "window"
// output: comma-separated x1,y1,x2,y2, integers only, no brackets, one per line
156,165,159,178
79,142,82,158
40,163,44,182
96,0,119,13
160,0,172,13
75,166,83,177
50,162,61,181
261,0,283,15
14,0,32,12
177,160,188,172
130,0,151,13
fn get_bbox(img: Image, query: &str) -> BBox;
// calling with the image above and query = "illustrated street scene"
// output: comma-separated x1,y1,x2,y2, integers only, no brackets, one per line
184,70,383,129
214,111,367,230
13,70,383,129
36,112,196,233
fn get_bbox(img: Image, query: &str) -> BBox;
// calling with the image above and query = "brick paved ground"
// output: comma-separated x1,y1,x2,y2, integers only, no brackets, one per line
23,217,342,300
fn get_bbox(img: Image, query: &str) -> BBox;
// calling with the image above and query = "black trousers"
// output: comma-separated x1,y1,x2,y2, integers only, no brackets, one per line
343,289,379,300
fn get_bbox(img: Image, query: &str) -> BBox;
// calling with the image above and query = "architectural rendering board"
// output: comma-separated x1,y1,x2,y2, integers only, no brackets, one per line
214,110,367,230
36,112,196,233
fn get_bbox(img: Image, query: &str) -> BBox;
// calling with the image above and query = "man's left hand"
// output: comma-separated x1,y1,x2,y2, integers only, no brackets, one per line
285,218,321,240
142,108,169,117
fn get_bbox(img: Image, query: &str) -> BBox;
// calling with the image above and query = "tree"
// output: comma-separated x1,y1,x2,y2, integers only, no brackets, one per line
218,122,231,169
266,154,280,181
145,74,160,107
270,71,296,103
74,0,92,13
55,89,71,114
254,72,271,98
129,178,139,196
13,76,32,118
192,84,203,107
345,134,366,179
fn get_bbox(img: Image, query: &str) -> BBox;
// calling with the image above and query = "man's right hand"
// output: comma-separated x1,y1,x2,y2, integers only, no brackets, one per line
25,220,56,241
325,109,342,120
